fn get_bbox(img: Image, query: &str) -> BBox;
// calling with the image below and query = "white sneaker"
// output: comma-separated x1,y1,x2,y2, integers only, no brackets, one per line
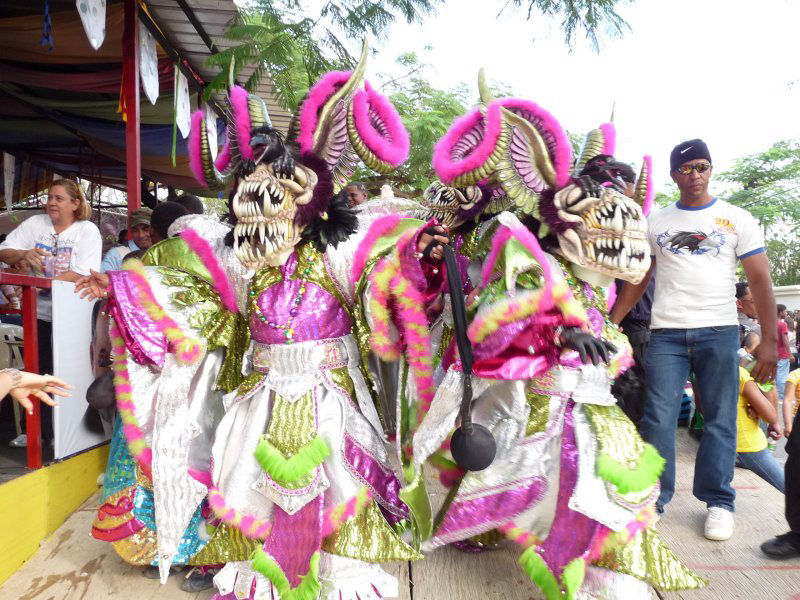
704,506,734,541
9,433,27,448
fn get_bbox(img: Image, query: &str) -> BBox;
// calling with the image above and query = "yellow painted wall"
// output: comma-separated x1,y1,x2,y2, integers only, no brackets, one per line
0,444,109,584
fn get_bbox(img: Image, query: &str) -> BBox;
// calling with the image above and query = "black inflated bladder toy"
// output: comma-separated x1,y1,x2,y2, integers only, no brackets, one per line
440,243,496,471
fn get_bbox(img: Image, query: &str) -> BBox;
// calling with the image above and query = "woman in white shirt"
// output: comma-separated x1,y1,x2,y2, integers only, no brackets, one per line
0,178,101,447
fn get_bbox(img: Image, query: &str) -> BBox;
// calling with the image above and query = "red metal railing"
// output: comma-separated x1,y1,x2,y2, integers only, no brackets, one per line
0,272,52,469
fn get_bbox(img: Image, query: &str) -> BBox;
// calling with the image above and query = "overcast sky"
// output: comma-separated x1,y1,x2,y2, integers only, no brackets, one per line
367,0,800,193
237,0,800,193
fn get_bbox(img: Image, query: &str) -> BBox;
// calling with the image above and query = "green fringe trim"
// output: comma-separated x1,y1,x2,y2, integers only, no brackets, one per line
254,435,330,487
252,549,320,600
596,443,665,494
519,547,587,600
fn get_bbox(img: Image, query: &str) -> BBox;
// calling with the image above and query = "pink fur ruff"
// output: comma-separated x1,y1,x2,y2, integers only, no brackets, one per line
497,98,573,188
214,139,231,172
207,484,273,540
481,226,512,287
599,122,616,156
351,81,410,167
229,85,254,161
641,154,654,216
321,489,374,538
432,103,502,184
180,228,239,313
297,71,352,154
350,213,402,283
189,110,208,187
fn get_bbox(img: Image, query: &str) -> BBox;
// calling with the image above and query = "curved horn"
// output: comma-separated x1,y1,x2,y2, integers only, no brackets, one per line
634,154,654,216
347,81,410,173
189,110,233,190
574,122,616,175
478,68,495,104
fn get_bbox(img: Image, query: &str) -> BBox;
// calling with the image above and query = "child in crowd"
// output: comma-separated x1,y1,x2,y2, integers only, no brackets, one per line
784,367,800,438
737,332,785,492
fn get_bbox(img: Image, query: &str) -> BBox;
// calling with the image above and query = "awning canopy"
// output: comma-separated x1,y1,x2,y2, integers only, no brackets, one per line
0,1,292,198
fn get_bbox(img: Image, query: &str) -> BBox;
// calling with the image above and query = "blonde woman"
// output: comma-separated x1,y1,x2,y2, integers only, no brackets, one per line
0,178,101,447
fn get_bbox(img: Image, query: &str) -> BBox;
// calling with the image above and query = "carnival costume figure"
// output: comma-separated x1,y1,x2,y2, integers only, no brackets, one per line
400,81,706,599
88,43,449,600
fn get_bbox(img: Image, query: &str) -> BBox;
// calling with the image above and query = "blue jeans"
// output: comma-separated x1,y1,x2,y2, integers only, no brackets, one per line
641,326,739,511
737,449,785,493
777,358,790,404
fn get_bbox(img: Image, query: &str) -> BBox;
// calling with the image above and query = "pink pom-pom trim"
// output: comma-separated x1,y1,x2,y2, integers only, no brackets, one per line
599,122,616,156
297,71,352,154
497,98,573,188
180,228,239,313
189,110,208,187
433,103,502,184
351,214,402,283
214,140,231,172
229,85,254,161
351,81,410,167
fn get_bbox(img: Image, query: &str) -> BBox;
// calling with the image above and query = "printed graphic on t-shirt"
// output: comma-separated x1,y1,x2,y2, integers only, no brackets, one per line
655,228,727,256
34,241,73,277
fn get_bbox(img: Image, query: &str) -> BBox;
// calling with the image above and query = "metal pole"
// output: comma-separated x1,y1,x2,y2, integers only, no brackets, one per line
123,0,141,224
21,286,41,469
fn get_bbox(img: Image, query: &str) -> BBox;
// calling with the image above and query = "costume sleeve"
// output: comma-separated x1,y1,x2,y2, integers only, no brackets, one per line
735,209,765,259
73,222,103,275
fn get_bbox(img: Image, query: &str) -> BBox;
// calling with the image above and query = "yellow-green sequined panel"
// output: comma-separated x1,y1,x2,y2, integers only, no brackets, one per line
583,403,645,470
593,527,707,591
189,523,260,566
525,391,551,435
267,391,316,455
322,501,422,562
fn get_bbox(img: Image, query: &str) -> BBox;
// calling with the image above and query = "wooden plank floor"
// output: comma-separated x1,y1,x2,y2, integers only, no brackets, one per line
2,429,797,599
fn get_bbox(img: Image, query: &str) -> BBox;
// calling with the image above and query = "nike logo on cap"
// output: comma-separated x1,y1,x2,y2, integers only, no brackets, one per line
680,146,693,154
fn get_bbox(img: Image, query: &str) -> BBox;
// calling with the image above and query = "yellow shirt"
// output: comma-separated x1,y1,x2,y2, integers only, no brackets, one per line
787,368,800,416
737,367,768,453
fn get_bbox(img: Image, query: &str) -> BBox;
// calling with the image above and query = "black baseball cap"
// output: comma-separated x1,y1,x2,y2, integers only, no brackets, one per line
670,139,712,171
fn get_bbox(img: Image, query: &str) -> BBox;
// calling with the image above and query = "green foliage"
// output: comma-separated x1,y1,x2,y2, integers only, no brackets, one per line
205,0,440,109
654,184,679,208
719,140,800,286
502,0,631,50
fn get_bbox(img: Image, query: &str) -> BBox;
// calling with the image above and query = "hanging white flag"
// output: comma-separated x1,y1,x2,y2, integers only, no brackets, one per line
205,106,219,160
175,69,191,139
3,153,14,213
75,0,106,51
139,21,159,105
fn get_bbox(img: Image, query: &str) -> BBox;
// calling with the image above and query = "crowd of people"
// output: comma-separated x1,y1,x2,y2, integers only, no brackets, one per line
0,63,798,600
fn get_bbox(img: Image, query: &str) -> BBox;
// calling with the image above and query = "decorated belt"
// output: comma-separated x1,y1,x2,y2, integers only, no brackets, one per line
252,337,352,374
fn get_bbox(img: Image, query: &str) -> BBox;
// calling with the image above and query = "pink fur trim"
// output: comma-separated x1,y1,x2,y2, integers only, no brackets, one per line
497,98,573,187
433,103,502,184
351,81,410,166
188,468,213,487
481,226,512,286
207,485,273,539
230,85,254,161
599,122,616,156
214,139,231,171
297,71,352,154
180,228,239,313
642,155,654,216
189,110,208,187
351,214,402,283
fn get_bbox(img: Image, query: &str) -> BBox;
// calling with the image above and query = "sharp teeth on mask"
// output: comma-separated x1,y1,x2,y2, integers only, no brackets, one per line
259,222,265,242
612,205,624,232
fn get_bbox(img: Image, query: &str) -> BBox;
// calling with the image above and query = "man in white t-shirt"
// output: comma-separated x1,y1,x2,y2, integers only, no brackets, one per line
611,139,777,542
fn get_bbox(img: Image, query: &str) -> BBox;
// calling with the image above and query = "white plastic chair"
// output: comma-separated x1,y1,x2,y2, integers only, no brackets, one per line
0,324,24,435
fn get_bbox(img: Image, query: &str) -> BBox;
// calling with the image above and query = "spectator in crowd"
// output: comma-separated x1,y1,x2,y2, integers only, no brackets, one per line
100,208,152,272
149,201,188,244
345,182,368,208
610,276,655,428
116,229,128,246
777,304,792,407
736,331,784,492
611,139,777,542
0,178,102,447
736,281,760,336
173,193,205,215
761,375,800,558
783,366,799,438
786,309,796,335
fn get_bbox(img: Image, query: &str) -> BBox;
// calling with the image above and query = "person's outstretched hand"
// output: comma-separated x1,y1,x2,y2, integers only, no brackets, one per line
558,327,617,366
417,225,450,262
3,371,72,414
74,269,110,300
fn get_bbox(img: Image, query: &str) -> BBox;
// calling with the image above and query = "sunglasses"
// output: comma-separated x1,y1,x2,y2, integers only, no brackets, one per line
675,162,711,175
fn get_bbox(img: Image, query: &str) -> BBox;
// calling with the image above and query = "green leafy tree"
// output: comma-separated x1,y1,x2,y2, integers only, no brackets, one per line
208,0,631,106
718,140,800,286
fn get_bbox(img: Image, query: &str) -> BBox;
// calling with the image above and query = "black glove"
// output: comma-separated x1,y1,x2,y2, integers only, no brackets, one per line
558,326,616,366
